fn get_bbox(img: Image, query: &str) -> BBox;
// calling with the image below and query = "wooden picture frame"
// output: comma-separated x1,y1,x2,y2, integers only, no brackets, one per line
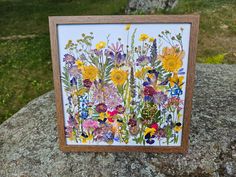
49,15,199,153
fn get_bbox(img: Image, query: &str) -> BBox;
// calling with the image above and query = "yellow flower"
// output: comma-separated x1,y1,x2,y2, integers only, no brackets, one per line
87,134,93,140
75,59,84,69
125,24,131,31
147,73,154,79
82,65,98,81
135,66,152,79
124,139,129,144
139,33,149,41
110,68,128,86
68,131,76,141
174,126,182,132
80,134,93,143
144,127,156,136
75,88,87,96
169,73,184,88
99,113,106,120
159,47,184,72
149,37,155,42
135,69,143,79
96,41,106,50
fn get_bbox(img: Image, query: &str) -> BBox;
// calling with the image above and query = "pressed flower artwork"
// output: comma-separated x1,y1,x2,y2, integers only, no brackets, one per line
50,16,199,152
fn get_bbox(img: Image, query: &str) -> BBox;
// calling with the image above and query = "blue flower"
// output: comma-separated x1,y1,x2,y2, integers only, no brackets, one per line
144,95,152,102
146,139,155,144
114,137,120,142
143,81,150,86
178,68,185,75
81,111,89,119
104,131,114,142
70,77,77,86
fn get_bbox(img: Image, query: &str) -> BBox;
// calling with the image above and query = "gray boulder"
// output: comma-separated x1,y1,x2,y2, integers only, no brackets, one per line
127,0,178,14
0,64,236,177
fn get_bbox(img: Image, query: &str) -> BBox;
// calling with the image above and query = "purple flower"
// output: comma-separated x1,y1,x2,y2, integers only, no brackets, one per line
116,53,126,65
91,49,103,56
68,66,80,78
136,55,151,66
105,49,115,59
93,126,112,142
104,131,114,143
107,42,126,66
115,105,125,114
108,42,123,53
153,92,167,105
91,84,122,110
63,54,75,66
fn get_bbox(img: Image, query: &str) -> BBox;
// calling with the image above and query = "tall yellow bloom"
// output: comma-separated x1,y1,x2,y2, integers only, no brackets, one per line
139,33,149,41
110,68,128,86
82,65,98,81
96,41,106,50
125,24,131,31
159,47,184,73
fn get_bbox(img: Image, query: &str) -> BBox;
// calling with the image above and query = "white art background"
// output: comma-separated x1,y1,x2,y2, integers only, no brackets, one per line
57,23,191,146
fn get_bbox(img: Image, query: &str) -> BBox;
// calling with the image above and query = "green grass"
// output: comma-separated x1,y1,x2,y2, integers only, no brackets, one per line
159,0,236,64
0,0,128,123
0,0,236,124
0,0,128,36
0,35,53,121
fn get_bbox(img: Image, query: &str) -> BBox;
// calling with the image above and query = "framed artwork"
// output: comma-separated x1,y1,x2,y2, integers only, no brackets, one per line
49,15,199,153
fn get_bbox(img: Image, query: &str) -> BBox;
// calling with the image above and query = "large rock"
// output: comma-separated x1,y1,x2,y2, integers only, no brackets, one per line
1,64,236,177
127,0,178,14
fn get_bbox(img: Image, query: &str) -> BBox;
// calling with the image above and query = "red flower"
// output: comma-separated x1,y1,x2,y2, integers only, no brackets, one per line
83,79,92,88
107,110,118,116
151,123,158,131
108,118,115,123
144,86,156,96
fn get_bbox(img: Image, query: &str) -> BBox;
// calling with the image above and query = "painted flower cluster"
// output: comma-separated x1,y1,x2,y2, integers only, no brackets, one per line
62,25,186,145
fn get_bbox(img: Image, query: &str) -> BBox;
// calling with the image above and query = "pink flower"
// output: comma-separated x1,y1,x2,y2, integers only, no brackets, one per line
82,119,99,131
